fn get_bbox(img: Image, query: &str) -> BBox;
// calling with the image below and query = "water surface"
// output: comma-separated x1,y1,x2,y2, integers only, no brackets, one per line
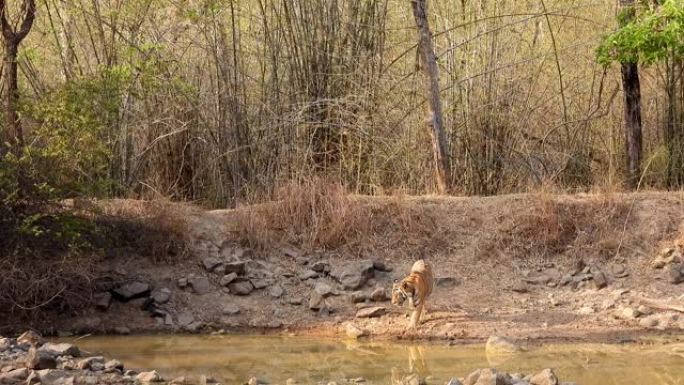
67,335,684,384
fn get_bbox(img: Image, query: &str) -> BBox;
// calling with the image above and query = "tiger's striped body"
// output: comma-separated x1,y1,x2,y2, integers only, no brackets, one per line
391,259,434,330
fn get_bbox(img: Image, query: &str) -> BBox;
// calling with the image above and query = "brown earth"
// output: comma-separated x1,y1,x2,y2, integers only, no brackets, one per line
6,191,684,343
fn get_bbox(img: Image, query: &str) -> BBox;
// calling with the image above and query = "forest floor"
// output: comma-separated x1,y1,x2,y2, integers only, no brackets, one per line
5,191,684,344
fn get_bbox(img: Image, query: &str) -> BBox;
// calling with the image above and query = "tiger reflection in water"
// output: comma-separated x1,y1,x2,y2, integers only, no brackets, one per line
390,345,429,385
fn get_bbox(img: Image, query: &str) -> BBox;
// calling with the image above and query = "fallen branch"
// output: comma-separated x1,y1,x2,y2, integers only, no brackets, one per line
638,297,684,313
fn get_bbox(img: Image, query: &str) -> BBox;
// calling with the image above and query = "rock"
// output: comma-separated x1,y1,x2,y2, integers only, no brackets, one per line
446,379,464,385
202,257,223,272
112,281,151,301
220,272,238,287
637,305,653,315
288,297,303,305
0,338,10,352
17,330,42,346
0,368,28,383
560,274,573,286
529,369,558,385
189,276,213,295
639,316,659,328
652,247,681,269
113,326,131,335
435,277,459,288
229,279,254,295
344,322,368,339
511,282,528,293
577,306,595,315
26,347,57,370
177,312,195,327
282,246,303,259
251,279,269,290
314,281,337,297
330,260,375,290
76,356,104,370
621,307,641,319
464,368,507,385
370,287,388,302
177,277,188,289
225,261,247,275
286,379,297,385
309,291,326,310
170,376,187,384
104,359,124,371
668,263,684,284
268,285,284,298
612,264,629,278
355,306,386,318
38,343,80,357
298,269,319,280
485,336,522,356
32,369,75,385
372,260,392,272
351,291,368,303
151,288,172,304
592,271,608,289
223,304,241,316
93,292,112,311
523,272,551,285
137,370,163,383
311,261,330,273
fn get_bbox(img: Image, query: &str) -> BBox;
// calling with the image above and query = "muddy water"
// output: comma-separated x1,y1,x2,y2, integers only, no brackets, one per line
68,335,684,384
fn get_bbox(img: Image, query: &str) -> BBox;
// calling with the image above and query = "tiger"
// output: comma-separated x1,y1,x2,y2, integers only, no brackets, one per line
391,259,434,330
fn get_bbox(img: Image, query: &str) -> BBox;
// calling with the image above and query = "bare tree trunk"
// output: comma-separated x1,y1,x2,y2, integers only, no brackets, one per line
0,0,36,153
411,0,451,193
619,0,642,188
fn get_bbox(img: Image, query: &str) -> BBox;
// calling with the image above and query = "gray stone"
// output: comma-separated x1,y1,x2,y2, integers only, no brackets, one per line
268,285,284,298
370,287,388,302
351,291,368,303
621,307,641,319
282,246,303,259
446,379,464,385
17,330,42,346
435,277,459,288
113,326,131,335
33,369,75,385
76,356,104,370
177,277,188,288
251,279,269,290
372,260,392,272
223,304,241,315
311,261,330,273
229,279,254,295
151,288,172,304
26,347,57,370
105,359,124,371
137,370,163,383
668,263,684,284
38,343,80,357
345,323,367,339
330,260,375,290
355,306,386,318
314,281,337,297
177,312,195,327
202,257,223,272
593,271,608,289
309,291,326,310
528,369,558,385
0,338,10,352
0,368,28,383
188,276,213,295
298,269,319,280
560,274,573,286
511,282,528,293
220,272,238,286
464,368,508,385
288,297,303,305
94,292,112,311
113,281,151,301
225,261,247,275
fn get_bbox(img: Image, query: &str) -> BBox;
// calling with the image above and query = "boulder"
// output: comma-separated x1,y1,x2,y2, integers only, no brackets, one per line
314,281,337,297
621,307,641,319
104,359,124,372
0,337,11,352
202,257,223,272
463,368,508,385
26,347,57,370
510,282,528,293
113,326,131,335
372,260,392,272
151,288,172,304
355,306,386,318
351,291,368,303
435,277,459,288
38,343,80,357
485,336,522,356
220,272,238,287
223,304,241,316
298,270,319,281
529,369,558,385
177,277,188,289
652,247,681,269
344,323,368,339
309,291,326,310
330,260,375,290
225,261,247,275
311,261,330,273
446,379,464,385
112,281,151,301
268,285,284,298
668,263,684,284
250,279,269,290
177,312,195,327
229,279,254,296
137,370,163,383
17,330,42,346
188,276,213,295
0,368,28,383
592,271,608,289
76,356,104,371
94,292,112,311
32,370,75,385
370,287,388,302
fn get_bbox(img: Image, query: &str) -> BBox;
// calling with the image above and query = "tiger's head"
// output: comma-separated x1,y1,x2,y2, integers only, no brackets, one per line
391,279,413,306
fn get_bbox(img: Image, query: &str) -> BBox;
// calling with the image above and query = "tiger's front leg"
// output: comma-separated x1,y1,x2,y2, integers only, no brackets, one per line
408,303,423,330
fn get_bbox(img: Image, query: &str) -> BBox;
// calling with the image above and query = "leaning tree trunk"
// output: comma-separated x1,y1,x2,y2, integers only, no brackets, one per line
0,0,36,153
619,0,642,189
410,0,452,194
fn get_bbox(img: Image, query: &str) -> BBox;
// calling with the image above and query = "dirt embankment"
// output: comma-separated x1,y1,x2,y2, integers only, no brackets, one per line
4,189,684,342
